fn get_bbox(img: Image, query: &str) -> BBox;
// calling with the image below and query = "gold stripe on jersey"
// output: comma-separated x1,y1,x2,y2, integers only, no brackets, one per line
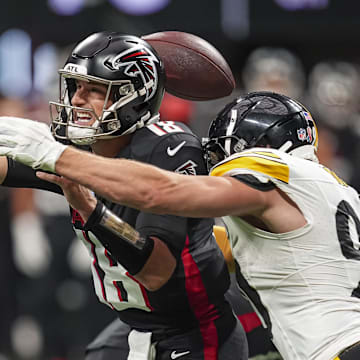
211,153,289,183
248,151,281,159
213,225,235,273
322,166,348,187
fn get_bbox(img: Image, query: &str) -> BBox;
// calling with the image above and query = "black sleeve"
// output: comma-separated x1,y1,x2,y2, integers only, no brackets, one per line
135,212,187,256
150,132,208,176
136,132,207,255
232,174,276,192
3,158,62,194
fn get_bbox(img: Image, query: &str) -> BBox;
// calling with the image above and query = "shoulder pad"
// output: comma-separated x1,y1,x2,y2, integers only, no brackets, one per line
145,120,191,137
210,148,290,184
131,122,200,160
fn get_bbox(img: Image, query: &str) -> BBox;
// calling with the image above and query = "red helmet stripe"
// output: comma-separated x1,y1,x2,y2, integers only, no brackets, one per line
123,51,147,59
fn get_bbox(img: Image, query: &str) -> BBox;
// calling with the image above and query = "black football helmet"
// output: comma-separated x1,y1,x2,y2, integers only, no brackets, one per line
203,91,318,170
50,31,165,145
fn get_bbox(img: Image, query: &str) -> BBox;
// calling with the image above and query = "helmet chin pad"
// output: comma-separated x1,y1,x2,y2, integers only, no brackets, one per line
68,120,100,145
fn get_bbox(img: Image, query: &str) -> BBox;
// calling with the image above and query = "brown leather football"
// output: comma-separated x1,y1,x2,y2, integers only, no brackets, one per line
142,31,235,101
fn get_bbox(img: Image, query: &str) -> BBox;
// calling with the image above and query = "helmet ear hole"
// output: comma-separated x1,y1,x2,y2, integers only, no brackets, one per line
111,84,134,103
119,84,135,97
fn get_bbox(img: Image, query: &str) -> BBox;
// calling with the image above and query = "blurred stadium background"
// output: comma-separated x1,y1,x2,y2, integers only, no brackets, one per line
0,0,359,359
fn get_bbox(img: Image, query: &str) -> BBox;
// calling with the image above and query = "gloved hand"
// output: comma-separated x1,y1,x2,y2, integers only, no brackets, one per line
0,116,67,172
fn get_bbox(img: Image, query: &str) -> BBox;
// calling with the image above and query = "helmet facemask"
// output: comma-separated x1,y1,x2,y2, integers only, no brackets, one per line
50,72,143,145
203,135,248,170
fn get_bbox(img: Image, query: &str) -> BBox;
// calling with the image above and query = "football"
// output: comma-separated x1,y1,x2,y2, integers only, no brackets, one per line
142,31,235,101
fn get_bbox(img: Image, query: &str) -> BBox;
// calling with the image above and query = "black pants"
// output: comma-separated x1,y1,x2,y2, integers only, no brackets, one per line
85,318,248,360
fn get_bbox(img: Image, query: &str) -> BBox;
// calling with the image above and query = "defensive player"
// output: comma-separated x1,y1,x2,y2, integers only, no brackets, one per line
2,92,360,359
0,32,248,359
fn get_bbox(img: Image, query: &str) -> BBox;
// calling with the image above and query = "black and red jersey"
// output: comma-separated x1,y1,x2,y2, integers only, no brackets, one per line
4,121,234,343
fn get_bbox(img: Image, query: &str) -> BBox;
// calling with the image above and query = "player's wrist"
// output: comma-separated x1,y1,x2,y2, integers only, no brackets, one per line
84,200,154,275
84,200,106,228
36,141,68,173
54,146,83,175
73,196,97,223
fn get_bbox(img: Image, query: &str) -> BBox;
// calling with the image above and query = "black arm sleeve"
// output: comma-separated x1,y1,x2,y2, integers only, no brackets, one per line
136,212,187,257
233,174,276,191
3,158,62,194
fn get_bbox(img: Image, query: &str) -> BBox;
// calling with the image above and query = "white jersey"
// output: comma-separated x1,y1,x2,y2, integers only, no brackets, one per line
210,148,360,360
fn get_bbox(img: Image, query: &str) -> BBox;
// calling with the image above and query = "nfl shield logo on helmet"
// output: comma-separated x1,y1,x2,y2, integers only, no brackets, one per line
297,128,307,141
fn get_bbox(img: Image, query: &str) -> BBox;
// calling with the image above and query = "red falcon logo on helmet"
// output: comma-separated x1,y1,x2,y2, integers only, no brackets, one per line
110,45,159,101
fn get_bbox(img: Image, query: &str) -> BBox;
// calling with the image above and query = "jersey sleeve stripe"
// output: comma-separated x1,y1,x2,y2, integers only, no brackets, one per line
233,174,276,191
250,151,281,159
210,156,290,183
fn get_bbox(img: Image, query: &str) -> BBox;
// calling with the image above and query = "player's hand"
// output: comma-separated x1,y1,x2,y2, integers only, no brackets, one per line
37,171,97,221
0,116,67,172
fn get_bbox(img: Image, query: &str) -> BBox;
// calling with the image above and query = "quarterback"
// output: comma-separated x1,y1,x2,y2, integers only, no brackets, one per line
0,31,248,359
1,91,360,360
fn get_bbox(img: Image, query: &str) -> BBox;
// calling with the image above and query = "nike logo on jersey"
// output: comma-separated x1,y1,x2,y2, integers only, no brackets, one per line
170,350,190,359
167,141,186,156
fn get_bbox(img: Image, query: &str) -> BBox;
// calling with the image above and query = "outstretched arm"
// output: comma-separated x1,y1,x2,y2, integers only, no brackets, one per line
50,146,268,218
0,116,269,218
35,170,176,291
